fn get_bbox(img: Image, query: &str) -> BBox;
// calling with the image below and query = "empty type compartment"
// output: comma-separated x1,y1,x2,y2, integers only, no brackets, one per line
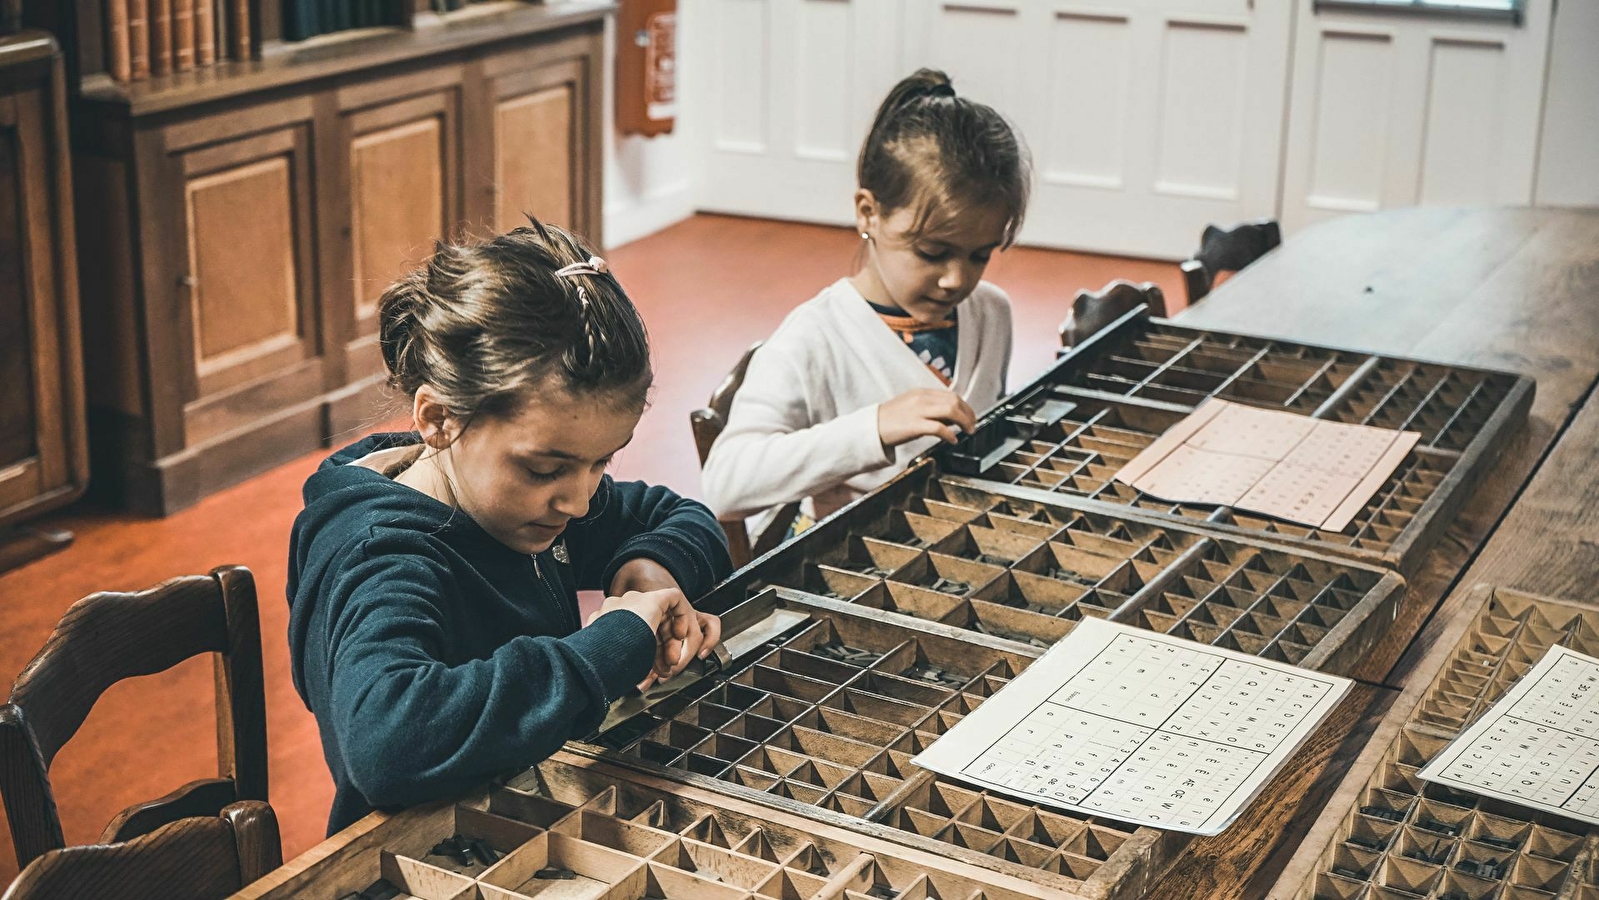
966,321,1524,566
1296,592,1599,900
597,606,1034,831
780,480,1390,662
364,758,1060,900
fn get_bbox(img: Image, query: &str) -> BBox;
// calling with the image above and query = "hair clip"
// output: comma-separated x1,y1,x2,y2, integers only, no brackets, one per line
555,256,609,278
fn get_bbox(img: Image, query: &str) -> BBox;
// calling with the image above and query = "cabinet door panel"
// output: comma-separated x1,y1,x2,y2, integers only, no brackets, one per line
172,120,320,443
495,84,573,232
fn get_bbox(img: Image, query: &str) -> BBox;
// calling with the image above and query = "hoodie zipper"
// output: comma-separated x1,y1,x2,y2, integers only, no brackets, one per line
532,554,578,632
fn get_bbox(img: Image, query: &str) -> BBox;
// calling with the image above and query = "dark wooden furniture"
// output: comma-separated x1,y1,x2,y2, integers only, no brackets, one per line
1180,217,1281,305
1058,279,1167,349
1,800,280,900
0,33,88,571
0,565,267,869
60,2,613,514
690,341,800,568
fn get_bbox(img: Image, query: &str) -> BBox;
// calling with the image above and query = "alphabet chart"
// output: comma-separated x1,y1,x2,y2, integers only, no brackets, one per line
913,618,1350,835
1419,644,1599,824
1112,399,1420,532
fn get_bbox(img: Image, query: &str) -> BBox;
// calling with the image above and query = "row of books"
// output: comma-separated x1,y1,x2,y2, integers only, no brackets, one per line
105,0,251,82
283,0,407,42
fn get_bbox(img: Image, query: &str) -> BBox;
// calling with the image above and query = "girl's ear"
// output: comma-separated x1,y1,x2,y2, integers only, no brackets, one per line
412,385,459,450
853,189,879,238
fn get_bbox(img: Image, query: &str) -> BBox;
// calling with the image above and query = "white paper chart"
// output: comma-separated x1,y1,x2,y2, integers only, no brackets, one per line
1112,399,1420,532
913,618,1351,835
1419,644,1599,824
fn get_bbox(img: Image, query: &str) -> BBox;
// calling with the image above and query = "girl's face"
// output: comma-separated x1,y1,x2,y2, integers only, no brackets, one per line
426,388,642,555
854,194,1011,325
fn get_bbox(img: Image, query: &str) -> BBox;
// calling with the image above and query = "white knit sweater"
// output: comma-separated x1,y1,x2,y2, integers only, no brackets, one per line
701,277,1013,527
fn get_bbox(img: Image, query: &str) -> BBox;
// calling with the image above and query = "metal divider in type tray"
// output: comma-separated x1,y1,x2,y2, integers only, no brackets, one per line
937,308,1532,576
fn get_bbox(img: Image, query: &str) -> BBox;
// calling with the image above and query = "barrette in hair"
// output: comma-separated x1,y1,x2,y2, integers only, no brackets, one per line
555,256,610,278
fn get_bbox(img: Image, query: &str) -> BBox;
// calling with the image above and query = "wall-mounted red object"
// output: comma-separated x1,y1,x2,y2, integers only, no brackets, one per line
616,0,676,137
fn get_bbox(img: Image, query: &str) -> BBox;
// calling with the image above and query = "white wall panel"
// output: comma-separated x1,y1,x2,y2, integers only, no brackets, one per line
1043,12,1132,191
713,0,770,153
1418,39,1505,206
1154,19,1249,201
1304,31,1393,215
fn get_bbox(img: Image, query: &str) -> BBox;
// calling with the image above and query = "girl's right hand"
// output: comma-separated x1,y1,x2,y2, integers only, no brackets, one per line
878,388,978,449
587,589,702,685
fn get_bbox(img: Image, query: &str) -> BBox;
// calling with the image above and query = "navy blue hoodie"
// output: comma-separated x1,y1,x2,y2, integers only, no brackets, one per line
287,433,730,833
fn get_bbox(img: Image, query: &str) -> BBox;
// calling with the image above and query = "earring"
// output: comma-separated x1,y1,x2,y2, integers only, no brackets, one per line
860,232,870,241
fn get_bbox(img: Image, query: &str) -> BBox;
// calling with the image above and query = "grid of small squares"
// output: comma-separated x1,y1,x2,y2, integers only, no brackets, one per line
984,393,1448,551
766,480,1383,662
1068,324,1515,448
327,757,1045,900
599,609,1140,885
1297,595,1599,900
1323,360,1520,453
1072,324,1368,413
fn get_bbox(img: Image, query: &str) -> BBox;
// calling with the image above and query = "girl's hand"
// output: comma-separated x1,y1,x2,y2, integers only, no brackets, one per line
601,558,724,689
878,389,978,449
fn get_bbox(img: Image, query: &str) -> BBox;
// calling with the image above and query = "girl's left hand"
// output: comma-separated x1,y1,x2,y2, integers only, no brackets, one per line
608,559,724,689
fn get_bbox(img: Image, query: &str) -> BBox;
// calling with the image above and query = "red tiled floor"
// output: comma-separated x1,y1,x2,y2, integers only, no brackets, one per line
0,214,1178,881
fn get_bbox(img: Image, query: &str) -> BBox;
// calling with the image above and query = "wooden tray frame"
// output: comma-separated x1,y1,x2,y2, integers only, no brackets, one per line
1267,585,1599,900
937,309,1534,576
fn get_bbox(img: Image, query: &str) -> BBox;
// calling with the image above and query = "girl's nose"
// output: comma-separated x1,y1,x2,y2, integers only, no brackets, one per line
550,477,592,519
940,260,976,292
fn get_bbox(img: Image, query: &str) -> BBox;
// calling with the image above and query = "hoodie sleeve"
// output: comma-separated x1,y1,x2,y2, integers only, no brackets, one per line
320,541,658,809
563,476,732,600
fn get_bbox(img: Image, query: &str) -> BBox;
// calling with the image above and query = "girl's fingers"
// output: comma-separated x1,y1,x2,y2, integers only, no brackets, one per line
697,613,723,659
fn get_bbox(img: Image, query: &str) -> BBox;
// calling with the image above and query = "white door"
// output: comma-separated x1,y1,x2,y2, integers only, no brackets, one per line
682,0,1297,259
1279,0,1553,232
681,0,908,226
899,0,1295,259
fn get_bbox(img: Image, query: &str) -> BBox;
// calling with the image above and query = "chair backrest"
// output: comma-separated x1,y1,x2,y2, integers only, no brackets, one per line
690,341,763,467
0,566,268,868
1060,280,1168,349
0,800,282,900
688,342,800,567
1182,218,1282,305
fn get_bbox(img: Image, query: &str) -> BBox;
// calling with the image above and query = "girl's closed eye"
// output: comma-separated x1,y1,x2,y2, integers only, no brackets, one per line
524,466,562,483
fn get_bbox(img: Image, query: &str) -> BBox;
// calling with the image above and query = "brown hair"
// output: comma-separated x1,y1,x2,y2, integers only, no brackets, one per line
858,68,1031,246
377,218,651,424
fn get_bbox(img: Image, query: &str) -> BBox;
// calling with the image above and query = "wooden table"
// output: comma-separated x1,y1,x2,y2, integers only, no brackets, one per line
1147,206,1599,900
234,207,1599,900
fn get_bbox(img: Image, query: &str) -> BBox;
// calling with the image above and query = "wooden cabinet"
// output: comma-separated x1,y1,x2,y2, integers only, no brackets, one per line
70,3,611,514
0,33,88,567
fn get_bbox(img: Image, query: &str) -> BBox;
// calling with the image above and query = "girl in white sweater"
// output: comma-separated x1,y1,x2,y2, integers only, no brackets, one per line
702,69,1032,534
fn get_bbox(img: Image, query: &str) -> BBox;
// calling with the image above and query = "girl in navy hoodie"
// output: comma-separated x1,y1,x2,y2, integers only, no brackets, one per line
288,220,731,833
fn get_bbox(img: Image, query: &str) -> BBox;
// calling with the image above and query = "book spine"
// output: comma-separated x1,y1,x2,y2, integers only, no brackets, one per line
106,0,133,81
195,0,215,65
173,0,194,72
149,0,171,76
128,0,150,78
230,0,250,60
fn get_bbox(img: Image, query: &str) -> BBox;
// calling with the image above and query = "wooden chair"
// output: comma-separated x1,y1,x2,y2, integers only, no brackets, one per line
1181,218,1282,306
1060,280,1168,349
0,566,269,869
691,342,801,568
1,800,281,900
